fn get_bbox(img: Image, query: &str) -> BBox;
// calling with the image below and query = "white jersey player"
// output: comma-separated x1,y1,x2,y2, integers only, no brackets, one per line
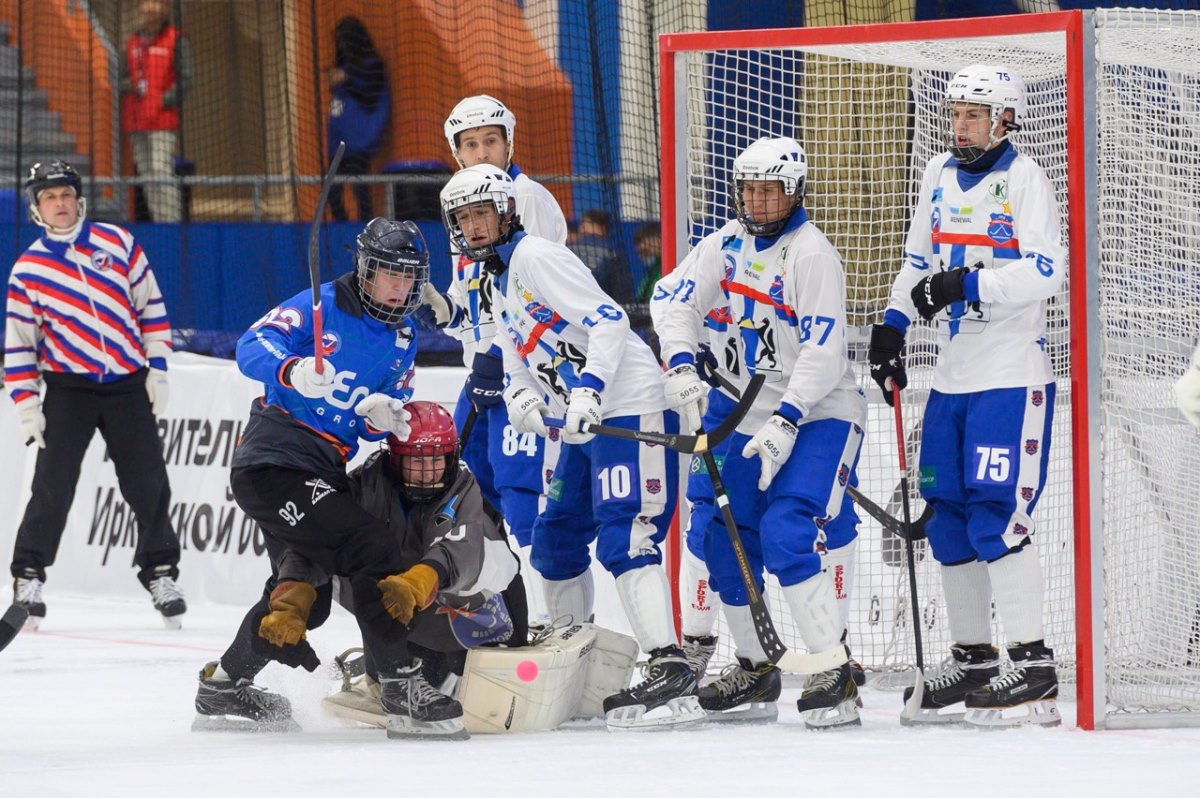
655,137,866,729
1175,340,1200,428
439,164,702,730
417,95,568,628
868,65,1067,727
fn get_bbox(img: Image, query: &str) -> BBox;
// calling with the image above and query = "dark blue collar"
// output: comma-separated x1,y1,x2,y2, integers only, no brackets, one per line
753,206,809,251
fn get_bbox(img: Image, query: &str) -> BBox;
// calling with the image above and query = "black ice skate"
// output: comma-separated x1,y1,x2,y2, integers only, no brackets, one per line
148,566,187,629
682,634,718,682
192,661,299,732
380,659,469,741
900,643,999,726
13,574,46,631
964,641,1061,728
697,656,781,723
797,662,862,730
602,645,705,730
842,632,866,687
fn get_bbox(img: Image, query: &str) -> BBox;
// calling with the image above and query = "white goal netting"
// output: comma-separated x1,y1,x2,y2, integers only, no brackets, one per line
667,9,1200,724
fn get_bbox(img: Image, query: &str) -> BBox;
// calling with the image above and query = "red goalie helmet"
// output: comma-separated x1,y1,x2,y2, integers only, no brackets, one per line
387,401,459,502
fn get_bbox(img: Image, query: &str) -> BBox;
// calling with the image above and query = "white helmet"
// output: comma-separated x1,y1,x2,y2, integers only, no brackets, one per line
731,136,807,237
944,65,1026,163
444,95,517,168
440,164,519,261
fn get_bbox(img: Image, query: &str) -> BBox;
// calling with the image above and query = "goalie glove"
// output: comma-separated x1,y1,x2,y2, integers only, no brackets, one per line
1175,363,1200,429
354,394,412,439
504,386,549,437
145,367,169,416
378,563,439,625
663,362,707,433
17,398,45,449
563,387,602,445
284,356,336,399
742,413,799,491
258,580,317,647
867,324,907,408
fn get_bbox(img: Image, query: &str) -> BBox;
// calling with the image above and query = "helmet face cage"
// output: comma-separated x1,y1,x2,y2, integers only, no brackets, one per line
730,138,807,237
439,165,518,261
25,160,86,228
387,402,459,502
943,66,1026,164
355,219,430,326
444,95,516,168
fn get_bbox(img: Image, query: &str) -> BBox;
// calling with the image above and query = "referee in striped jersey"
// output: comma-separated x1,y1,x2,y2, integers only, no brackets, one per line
5,161,186,629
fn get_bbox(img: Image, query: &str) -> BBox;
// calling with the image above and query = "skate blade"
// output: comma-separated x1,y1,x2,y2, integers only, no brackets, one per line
321,695,387,728
385,714,470,741
964,699,1061,729
161,615,183,630
605,696,707,731
23,615,42,632
191,713,301,733
898,706,967,727
699,701,778,725
802,699,862,731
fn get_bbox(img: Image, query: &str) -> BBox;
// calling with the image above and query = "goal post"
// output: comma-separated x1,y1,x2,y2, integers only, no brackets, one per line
659,9,1200,731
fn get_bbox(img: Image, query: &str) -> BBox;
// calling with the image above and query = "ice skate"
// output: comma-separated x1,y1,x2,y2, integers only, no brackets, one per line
697,656,780,723
148,566,187,629
380,659,469,741
797,662,861,730
13,575,45,631
901,643,999,726
603,646,705,731
192,661,299,732
964,642,1061,728
682,634,717,682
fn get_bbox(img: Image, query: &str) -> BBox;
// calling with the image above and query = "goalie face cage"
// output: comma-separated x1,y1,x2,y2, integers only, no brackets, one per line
660,9,1200,731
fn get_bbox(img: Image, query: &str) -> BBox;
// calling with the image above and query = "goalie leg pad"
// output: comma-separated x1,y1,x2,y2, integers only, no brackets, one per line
322,674,385,728
577,625,639,719
458,623,598,733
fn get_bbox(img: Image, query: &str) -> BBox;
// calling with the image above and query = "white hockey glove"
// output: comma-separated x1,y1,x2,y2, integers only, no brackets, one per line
504,386,548,437
1175,364,1200,429
663,362,708,433
145,367,169,416
17,398,45,449
564,387,602,445
355,394,412,440
285,356,336,399
742,414,799,491
415,282,453,329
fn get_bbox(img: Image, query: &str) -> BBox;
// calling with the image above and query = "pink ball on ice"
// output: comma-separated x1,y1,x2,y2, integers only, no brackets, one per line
516,659,538,682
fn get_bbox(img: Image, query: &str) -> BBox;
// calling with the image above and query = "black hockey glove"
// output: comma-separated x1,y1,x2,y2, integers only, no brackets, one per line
465,350,506,409
249,609,321,672
867,324,907,408
695,343,722,389
910,268,968,321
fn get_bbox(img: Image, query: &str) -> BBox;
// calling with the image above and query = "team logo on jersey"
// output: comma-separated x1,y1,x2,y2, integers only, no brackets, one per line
252,305,304,332
305,478,335,505
724,254,737,283
987,213,1015,245
1031,390,1045,407
721,236,742,253
1021,487,1035,501
90,250,112,271
544,468,554,486
526,302,555,324
319,331,340,358
547,426,560,443
930,206,942,242
1012,522,1029,537
768,276,785,307
988,178,1008,204
1025,438,1040,455
645,478,662,495
837,464,849,487
932,187,943,202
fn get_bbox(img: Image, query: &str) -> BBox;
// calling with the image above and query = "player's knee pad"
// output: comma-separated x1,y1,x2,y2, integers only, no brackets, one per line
458,623,636,733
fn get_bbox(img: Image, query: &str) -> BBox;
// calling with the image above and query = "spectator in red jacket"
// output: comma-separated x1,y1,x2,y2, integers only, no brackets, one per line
120,0,194,222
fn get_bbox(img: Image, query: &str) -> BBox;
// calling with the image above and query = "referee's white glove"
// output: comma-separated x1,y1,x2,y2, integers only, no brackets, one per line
17,398,45,449
145,368,169,416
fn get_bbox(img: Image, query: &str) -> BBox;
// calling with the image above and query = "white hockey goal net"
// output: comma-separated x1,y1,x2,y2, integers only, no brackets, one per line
660,9,1200,730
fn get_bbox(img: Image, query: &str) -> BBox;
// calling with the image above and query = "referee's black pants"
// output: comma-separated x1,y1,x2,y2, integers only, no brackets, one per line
10,369,179,587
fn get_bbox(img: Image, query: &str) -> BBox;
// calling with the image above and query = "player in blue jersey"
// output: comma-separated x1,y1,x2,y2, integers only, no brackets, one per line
193,220,468,740
869,66,1066,728
655,137,866,729
417,95,568,628
439,165,701,730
